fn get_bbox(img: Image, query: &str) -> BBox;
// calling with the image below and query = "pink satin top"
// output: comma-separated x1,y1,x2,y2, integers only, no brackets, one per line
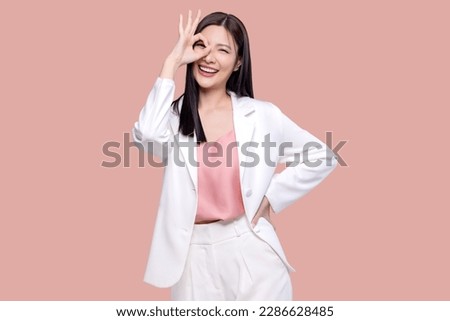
195,128,246,223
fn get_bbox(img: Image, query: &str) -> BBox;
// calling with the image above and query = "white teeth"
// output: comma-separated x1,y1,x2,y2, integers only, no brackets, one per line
199,66,218,73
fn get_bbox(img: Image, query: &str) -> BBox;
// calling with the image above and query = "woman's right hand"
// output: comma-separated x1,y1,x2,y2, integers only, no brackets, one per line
160,10,211,79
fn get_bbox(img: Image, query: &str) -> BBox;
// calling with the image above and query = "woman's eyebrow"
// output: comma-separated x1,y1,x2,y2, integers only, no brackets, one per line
216,43,232,50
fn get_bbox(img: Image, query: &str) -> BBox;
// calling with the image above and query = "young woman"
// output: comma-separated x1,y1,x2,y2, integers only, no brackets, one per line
132,10,338,300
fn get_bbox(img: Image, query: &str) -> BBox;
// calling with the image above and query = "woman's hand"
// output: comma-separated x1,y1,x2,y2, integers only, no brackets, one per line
251,196,275,228
160,10,211,79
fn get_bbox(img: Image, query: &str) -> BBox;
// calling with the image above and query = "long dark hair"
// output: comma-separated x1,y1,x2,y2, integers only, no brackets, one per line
171,12,254,143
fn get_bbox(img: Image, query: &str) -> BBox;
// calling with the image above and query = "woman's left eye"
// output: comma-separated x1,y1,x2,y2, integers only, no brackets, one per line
219,49,229,53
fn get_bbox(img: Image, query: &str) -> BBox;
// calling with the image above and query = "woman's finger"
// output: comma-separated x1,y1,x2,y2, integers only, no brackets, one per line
192,45,211,61
186,10,192,33
178,14,183,35
192,32,209,47
251,217,259,228
196,47,211,61
251,211,262,228
192,33,210,60
191,9,201,34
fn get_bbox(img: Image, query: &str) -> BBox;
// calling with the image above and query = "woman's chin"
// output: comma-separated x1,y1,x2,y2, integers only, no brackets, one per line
195,77,220,90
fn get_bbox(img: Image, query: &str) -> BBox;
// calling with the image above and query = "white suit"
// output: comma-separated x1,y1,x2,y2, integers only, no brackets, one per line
132,77,338,288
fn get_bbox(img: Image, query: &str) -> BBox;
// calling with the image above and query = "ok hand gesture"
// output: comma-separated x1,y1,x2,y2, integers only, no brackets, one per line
161,10,211,79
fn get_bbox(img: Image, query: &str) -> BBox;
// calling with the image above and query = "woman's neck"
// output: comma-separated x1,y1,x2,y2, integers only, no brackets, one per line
198,87,231,112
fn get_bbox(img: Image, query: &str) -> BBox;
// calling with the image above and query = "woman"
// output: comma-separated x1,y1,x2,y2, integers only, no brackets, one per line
132,10,338,300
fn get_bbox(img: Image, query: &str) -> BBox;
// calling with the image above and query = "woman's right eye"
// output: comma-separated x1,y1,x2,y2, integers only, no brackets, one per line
194,43,206,48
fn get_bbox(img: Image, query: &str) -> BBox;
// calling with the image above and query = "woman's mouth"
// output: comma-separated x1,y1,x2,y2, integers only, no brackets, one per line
198,65,219,77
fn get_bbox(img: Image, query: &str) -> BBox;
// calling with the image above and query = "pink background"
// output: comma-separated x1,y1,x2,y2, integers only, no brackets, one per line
1,0,449,300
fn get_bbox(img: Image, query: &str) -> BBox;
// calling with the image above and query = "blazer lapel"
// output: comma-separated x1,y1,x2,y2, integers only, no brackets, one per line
169,92,256,191
230,92,256,184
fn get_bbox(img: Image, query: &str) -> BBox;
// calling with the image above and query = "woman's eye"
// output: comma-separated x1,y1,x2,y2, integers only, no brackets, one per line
219,49,229,53
194,43,206,48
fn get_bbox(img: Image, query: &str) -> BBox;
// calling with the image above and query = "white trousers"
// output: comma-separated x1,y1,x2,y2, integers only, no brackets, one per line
171,215,293,300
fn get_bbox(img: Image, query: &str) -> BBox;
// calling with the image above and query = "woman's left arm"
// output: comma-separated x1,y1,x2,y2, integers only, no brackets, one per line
264,106,338,214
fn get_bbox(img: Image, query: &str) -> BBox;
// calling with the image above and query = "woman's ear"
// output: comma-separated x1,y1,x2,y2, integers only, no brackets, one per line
234,59,242,71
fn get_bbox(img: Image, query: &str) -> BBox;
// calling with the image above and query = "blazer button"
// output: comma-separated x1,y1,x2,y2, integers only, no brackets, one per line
245,189,253,197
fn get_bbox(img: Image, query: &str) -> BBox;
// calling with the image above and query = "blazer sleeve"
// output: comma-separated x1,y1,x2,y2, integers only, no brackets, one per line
264,105,338,214
131,77,176,160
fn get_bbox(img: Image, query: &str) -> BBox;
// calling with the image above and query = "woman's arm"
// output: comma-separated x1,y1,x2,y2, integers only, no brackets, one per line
131,77,176,160
264,106,338,214
131,10,211,160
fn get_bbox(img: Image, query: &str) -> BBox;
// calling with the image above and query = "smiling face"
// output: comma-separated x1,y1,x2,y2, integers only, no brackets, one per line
192,25,241,91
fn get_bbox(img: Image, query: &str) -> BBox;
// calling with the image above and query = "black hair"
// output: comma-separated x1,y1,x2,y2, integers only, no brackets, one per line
171,12,254,143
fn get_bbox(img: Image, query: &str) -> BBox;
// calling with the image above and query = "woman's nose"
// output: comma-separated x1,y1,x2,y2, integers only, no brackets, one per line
204,51,216,63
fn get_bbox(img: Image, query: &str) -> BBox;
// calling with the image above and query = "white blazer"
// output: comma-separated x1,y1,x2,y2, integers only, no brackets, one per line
132,77,338,288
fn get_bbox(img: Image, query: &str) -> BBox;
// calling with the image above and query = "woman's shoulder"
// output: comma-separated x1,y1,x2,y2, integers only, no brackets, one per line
233,93,283,116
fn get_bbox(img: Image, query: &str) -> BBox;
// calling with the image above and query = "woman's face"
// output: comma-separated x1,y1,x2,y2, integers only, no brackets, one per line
192,25,241,91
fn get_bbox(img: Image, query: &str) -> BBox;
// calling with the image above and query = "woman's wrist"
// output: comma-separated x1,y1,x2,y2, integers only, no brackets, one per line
159,56,182,80
263,196,274,213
